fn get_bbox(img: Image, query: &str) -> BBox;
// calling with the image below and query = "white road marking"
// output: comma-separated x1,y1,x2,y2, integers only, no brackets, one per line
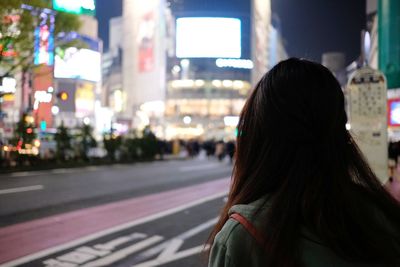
132,244,210,267
94,233,147,251
0,185,44,195
133,217,218,262
9,172,30,177
51,168,76,174
43,233,149,266
7,166,101,178
179,163,220,172
10,171,47,177
156,239,183,261
81,236,164,267
1,190,227,267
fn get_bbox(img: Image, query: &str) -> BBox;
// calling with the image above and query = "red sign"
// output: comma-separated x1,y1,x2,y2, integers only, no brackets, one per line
138,11,155,72
32,65,54,128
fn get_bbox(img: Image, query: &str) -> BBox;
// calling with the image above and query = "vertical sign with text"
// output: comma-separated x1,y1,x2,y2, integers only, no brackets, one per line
347,66,388,183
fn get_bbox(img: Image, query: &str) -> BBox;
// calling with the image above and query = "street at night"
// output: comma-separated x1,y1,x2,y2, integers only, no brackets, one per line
1,0,400,266
0,158,232,266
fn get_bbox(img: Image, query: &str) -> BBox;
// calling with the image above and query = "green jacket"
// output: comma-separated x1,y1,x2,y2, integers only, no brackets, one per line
209,197,381,267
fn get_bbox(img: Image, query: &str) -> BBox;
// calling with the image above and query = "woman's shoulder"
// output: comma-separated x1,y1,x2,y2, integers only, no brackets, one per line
210,215,267,267
209,197,270,267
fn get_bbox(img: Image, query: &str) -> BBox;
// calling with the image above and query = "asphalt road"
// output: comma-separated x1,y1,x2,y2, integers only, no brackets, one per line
0,157,232,225
0,157,232,267
17,197,226,267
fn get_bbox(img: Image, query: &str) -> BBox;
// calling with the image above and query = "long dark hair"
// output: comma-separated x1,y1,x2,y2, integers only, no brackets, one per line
208,58,400,266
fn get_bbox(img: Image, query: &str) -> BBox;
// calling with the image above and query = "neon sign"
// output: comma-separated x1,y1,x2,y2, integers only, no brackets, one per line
53,0,96,16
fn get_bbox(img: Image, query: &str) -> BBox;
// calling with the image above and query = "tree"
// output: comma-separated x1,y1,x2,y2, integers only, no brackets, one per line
78,124,97,161
104,134,122,161
12,113,36,147
10,113,37,165
54,122,71,161
0,0,81,79
140,126,159,160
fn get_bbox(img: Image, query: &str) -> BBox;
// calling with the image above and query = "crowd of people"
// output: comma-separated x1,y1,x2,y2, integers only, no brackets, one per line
158,139,236,163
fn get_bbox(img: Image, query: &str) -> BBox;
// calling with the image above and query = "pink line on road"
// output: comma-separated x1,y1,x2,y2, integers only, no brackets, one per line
0,178,230,264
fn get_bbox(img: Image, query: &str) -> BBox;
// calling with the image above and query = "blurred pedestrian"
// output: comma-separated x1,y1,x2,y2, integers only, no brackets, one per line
208,58,400,267
385,165,400,202
225,140,235,164
157,140,166,160
215,140,225,161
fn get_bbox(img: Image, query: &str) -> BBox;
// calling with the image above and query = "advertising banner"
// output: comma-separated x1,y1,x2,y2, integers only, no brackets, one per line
138,10,156,72
54,47,101,82
175,17,241,59
34,22,54,66
347,66,388,183
123,0,167,117
75,82,95,118
33,65,54,128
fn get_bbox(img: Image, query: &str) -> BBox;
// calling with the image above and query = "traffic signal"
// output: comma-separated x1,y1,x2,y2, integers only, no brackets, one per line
57,91,69,101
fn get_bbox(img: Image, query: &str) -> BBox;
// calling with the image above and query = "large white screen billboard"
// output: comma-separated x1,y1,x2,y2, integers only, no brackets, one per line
54,47,101,82
176,17,241,58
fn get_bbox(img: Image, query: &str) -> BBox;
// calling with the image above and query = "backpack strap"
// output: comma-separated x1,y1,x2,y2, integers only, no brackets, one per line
230,213,265,246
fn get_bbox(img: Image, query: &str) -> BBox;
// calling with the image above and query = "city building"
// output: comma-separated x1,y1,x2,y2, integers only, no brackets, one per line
117,0,288,140
122,0,167,136
162,0,287,140
101,16,127,134
0,1,103,144
52,15,102,132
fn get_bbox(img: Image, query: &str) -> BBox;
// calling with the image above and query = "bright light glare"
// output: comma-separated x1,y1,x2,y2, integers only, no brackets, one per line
216,58,253,69
34,139,41,147
140,101,165,114
224,116,239,127
212,80,222,87
233,80,244,89
83,117,91,125
172,65,181,74
34,91,52,103
195,80,205,87
183,116,192,124
180,59,190,68
171,80,195,88
176,17,241,58
222,80,233,87
0,77,17,93
51,106,60,115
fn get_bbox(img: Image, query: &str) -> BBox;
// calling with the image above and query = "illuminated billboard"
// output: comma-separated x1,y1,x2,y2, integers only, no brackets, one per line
76,83,95,118
54,47,101,82
53,0,96,16
34,24,54,66
138,10,156,72
176,17,241,58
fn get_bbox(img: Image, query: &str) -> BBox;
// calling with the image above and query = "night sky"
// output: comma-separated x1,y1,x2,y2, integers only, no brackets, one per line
95,0,366,64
